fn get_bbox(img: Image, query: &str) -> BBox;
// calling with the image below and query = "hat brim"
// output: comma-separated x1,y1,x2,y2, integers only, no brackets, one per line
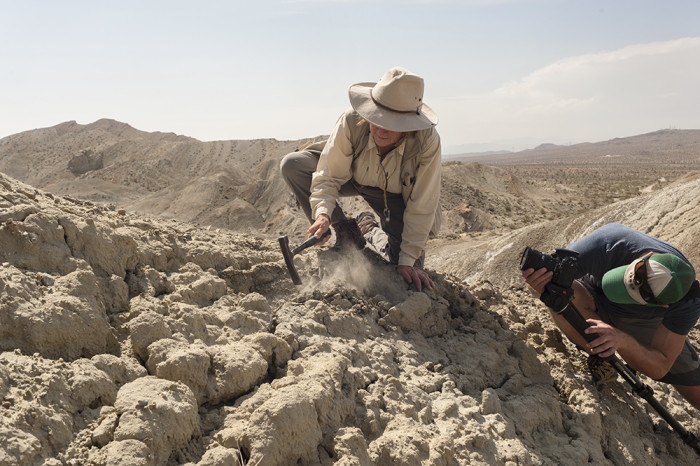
602,262,641,305
348,82,438,132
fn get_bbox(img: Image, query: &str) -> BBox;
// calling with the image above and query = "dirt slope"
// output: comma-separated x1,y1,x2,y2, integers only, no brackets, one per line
0,119,313,238
1,122,700,464
1,170,699,465
426,172,700,289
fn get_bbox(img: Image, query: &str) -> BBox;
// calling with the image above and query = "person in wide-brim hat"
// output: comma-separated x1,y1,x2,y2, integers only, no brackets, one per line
348,67,438,132
280,66,442,292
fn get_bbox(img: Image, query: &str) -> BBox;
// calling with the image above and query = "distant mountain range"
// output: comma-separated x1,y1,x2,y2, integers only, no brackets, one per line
448,129,700,166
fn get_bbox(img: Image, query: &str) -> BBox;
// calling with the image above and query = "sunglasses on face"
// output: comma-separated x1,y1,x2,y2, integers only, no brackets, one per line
633,256,663,305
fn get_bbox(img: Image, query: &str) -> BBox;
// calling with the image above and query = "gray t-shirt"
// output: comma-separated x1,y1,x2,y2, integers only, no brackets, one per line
568,223,699,335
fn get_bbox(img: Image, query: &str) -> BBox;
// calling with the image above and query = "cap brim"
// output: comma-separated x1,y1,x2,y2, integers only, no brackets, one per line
602,264,640,304
348,82,438,132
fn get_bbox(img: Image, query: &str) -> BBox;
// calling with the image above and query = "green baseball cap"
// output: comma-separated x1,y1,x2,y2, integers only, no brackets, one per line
602,253,695,306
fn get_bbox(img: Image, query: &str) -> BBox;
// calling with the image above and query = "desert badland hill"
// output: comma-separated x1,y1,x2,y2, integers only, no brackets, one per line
1,121,700,465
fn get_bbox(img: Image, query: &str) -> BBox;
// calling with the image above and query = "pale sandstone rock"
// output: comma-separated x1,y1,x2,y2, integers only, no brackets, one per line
91,411,118,447
0,268,118,360
194,445,242,466
204,343,268,405
145,339,210,402
113,377,199,465
99,439,153,466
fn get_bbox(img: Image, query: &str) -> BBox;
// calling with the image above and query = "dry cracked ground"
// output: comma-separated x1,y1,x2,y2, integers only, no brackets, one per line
2,165,700,466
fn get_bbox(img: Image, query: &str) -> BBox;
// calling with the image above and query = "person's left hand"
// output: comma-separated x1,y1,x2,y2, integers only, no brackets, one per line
584,319,631,358
397,265,434,292
521,267,553,297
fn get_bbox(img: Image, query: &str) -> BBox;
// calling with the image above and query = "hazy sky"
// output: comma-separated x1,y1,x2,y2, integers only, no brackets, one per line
1,0,699,153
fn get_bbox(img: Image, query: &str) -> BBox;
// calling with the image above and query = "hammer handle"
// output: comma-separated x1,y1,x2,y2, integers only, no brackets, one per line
292,228,331,255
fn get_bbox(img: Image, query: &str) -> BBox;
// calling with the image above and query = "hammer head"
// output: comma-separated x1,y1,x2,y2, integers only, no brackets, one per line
278,229,331,285
278,235,302,285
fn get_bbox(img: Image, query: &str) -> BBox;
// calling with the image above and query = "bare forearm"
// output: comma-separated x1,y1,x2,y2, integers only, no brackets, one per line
583,319,680,380
615,336,674,380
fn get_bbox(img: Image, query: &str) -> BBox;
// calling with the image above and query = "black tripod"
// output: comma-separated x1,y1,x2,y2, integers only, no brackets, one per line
558,302,700,455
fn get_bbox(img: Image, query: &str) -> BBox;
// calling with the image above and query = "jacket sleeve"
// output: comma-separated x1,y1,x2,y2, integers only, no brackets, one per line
310,112,354,220
399,128,442,266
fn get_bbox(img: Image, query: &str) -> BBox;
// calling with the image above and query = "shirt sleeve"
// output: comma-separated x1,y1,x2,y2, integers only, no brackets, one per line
310,112,354,220
568,223,640,284
663,298,700,335
399,128,442,266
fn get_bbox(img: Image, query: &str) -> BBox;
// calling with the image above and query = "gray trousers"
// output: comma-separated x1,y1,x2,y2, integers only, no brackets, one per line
280,150,422,267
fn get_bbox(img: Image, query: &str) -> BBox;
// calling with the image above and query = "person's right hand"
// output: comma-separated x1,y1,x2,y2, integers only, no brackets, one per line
584,318,631,358
308,214,331,246
521,267,553,297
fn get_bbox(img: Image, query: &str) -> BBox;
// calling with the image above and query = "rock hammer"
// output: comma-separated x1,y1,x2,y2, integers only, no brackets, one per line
278,229,331,285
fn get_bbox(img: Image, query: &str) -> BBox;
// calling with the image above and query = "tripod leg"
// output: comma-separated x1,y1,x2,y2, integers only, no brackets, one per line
556,302,700,455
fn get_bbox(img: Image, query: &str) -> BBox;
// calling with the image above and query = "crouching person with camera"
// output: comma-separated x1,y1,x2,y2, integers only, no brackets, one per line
521,223,700,409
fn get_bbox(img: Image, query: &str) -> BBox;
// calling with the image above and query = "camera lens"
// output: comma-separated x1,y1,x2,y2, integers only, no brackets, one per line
520,246,559,272
520,247,538,271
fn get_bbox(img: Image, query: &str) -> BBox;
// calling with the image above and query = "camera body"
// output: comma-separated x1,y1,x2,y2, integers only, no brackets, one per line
520,247,579,289
520,246,580,312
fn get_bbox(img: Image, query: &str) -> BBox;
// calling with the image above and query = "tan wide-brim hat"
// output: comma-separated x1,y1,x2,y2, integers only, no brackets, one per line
348,67,438,132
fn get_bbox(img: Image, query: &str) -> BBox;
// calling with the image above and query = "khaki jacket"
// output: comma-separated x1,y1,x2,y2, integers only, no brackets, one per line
310,109,442,266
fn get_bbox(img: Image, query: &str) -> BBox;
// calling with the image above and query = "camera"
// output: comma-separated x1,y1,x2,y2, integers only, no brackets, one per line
520,246,579,289
520,246,580,312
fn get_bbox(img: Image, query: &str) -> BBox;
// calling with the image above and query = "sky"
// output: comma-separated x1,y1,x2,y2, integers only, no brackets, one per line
1,0,699,154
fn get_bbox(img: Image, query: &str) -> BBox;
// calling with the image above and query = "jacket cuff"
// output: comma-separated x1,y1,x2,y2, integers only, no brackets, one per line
313,206,331,221
398,252,416,267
